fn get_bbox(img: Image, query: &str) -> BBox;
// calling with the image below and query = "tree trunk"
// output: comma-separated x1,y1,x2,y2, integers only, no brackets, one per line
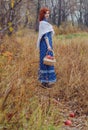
58,0,62,26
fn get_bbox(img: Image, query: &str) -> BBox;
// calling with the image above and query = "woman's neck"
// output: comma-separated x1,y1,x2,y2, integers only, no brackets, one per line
43,18,48,22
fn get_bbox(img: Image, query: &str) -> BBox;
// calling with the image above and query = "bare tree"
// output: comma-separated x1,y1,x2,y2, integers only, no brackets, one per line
0,0,23,34
83,0,88,27
35,0,41,31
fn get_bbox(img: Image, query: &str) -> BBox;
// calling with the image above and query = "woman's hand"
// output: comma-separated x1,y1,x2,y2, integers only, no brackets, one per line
48,45,52,51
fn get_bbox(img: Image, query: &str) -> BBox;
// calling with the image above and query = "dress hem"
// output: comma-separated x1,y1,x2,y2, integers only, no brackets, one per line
39,79,56,83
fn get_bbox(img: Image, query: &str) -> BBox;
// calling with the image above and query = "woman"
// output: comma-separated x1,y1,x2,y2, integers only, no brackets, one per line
37,7,56,88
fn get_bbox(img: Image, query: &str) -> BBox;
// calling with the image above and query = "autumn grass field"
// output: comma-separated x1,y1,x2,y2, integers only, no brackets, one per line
0,29,88,130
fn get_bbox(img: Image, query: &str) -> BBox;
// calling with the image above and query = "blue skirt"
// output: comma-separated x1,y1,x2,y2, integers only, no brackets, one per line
38,32,56,83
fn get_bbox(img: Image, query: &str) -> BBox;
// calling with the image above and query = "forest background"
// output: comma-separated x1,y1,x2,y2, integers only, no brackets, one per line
0,0,88,130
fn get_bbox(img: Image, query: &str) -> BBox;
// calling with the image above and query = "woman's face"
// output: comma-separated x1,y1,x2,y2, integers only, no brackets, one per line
44,11,50,20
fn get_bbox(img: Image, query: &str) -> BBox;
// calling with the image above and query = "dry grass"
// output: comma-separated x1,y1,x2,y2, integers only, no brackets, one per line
53,22,88,35
54,36,88,114
0,29,88,129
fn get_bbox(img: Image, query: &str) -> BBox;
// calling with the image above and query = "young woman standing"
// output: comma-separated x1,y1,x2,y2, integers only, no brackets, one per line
37,7,56,88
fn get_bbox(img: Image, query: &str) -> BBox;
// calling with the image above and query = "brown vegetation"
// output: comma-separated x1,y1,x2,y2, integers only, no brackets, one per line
0,29,88,129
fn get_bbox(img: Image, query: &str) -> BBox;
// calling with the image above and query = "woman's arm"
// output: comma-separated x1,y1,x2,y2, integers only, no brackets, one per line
44,35,52,51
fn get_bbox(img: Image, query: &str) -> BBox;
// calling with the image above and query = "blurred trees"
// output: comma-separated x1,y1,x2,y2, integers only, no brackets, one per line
0,0,88,34
0,0,37,34
37,0,88,27
0,0,23,34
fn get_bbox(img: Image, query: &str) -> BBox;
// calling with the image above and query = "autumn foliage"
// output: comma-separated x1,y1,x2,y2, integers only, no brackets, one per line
0,29,88,129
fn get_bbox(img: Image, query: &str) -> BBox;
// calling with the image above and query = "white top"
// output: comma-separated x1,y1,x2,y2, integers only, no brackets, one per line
37,21,54,48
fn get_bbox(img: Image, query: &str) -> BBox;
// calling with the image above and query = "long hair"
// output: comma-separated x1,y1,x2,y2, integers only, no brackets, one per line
39,7,50,21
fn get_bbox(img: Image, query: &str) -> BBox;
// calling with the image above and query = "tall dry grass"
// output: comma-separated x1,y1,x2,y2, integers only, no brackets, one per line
53,22,88,35
0,28,88,129
54,36,88,114
0,29,64,129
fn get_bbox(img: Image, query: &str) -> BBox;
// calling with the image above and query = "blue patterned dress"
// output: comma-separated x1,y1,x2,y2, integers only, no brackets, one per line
38,21,56,83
